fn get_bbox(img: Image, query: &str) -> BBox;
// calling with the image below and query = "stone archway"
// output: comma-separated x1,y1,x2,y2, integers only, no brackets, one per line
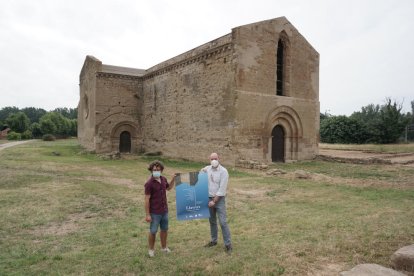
110,122,140,153
264,106,303,162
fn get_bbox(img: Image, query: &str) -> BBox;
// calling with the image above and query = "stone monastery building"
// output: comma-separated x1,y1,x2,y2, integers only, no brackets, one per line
78,17,320,166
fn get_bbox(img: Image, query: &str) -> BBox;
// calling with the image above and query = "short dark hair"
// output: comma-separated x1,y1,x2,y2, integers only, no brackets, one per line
148,160,164,172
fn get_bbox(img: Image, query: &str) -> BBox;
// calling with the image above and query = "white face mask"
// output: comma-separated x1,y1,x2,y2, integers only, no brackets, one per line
210,160,219,168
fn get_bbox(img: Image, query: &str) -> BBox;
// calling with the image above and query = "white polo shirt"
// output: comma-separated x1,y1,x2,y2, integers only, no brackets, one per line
202,164,229,197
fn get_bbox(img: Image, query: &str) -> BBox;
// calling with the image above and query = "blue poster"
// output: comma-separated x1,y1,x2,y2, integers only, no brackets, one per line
175,172,210,221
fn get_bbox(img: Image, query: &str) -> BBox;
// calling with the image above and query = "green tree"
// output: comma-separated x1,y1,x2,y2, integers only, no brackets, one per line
53,107,77,119
0,106,19,122
30,122,43,138
40,118,57,135
411,100,414,123
408,100,414,141
21,107,47,123
21,130,33,139
320,111,331,123
7,131,21,140
39,112,71,137
5,112,31,133
349,99,410,143
377,98,410,143
68,119,77,137
320,115,368,144
350,104,382,143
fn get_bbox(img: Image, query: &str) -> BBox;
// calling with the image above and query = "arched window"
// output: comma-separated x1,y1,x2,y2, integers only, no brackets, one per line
276,39,284,96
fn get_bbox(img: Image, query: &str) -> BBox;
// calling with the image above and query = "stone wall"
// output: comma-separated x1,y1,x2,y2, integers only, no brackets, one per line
78,56,100,151
230,17,319,162
94,73,142,153
141,39,235,163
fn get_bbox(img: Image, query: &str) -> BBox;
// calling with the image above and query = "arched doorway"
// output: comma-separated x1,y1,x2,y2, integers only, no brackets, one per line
265,106,302,162
119,131,131,153
272,125,285,162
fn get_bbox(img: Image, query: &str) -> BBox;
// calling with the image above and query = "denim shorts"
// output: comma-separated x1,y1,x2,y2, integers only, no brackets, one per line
149,212,169,234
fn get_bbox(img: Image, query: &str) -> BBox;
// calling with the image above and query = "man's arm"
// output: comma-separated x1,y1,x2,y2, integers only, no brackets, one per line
216,169,229,197
167,174,176,191
212,195,221,203
209,171,227,207
208,195,222,207
145,194,151,222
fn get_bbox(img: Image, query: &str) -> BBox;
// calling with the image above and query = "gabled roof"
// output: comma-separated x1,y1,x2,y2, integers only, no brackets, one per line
101,64,146,77
233,16,289,29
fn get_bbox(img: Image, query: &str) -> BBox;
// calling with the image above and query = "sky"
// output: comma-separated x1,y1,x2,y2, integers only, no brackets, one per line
1,0,413,115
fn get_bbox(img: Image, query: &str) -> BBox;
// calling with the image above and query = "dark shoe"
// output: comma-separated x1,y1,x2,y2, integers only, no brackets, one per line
225,244,232,254
204,241,217,247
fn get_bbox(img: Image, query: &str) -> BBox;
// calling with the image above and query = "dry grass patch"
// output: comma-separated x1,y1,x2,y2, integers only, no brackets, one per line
29,212,96,236
307,261,347,276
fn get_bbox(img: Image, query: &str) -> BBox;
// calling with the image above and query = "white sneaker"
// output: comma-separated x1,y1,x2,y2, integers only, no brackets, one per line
148,249,155,257
161,247,171,253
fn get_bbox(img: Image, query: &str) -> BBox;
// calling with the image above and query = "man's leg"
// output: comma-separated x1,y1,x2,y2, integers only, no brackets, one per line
160,230,167,248
148,232,156,250
159,213,170,252
148,213,160,256
216,198,231,247
208,205,218,244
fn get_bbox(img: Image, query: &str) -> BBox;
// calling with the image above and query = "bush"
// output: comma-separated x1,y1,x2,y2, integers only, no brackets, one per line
40,118,57,136
39,112,71,138
21,130,32,140
7,131,21,140
42,134,56,141
30,122,43,138
320,115,368,144
6,112,30,133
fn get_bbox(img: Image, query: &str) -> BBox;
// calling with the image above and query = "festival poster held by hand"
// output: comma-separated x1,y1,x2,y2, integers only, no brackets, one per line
175,172,210,221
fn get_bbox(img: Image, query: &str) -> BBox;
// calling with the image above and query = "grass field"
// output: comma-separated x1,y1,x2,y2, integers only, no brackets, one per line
1,139,413,275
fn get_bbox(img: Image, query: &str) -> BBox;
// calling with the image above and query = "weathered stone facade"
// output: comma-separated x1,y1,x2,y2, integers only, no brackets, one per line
78,17,320,166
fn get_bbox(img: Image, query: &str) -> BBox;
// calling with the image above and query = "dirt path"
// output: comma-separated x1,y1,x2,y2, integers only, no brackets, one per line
0,140,35,152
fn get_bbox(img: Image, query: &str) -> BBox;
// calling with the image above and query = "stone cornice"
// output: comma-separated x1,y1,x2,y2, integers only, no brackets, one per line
142,43,233,80
96,72,143,80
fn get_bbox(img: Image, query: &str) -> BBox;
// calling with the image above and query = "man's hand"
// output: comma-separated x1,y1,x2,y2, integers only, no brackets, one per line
145,215,152,223
208,201,215,208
